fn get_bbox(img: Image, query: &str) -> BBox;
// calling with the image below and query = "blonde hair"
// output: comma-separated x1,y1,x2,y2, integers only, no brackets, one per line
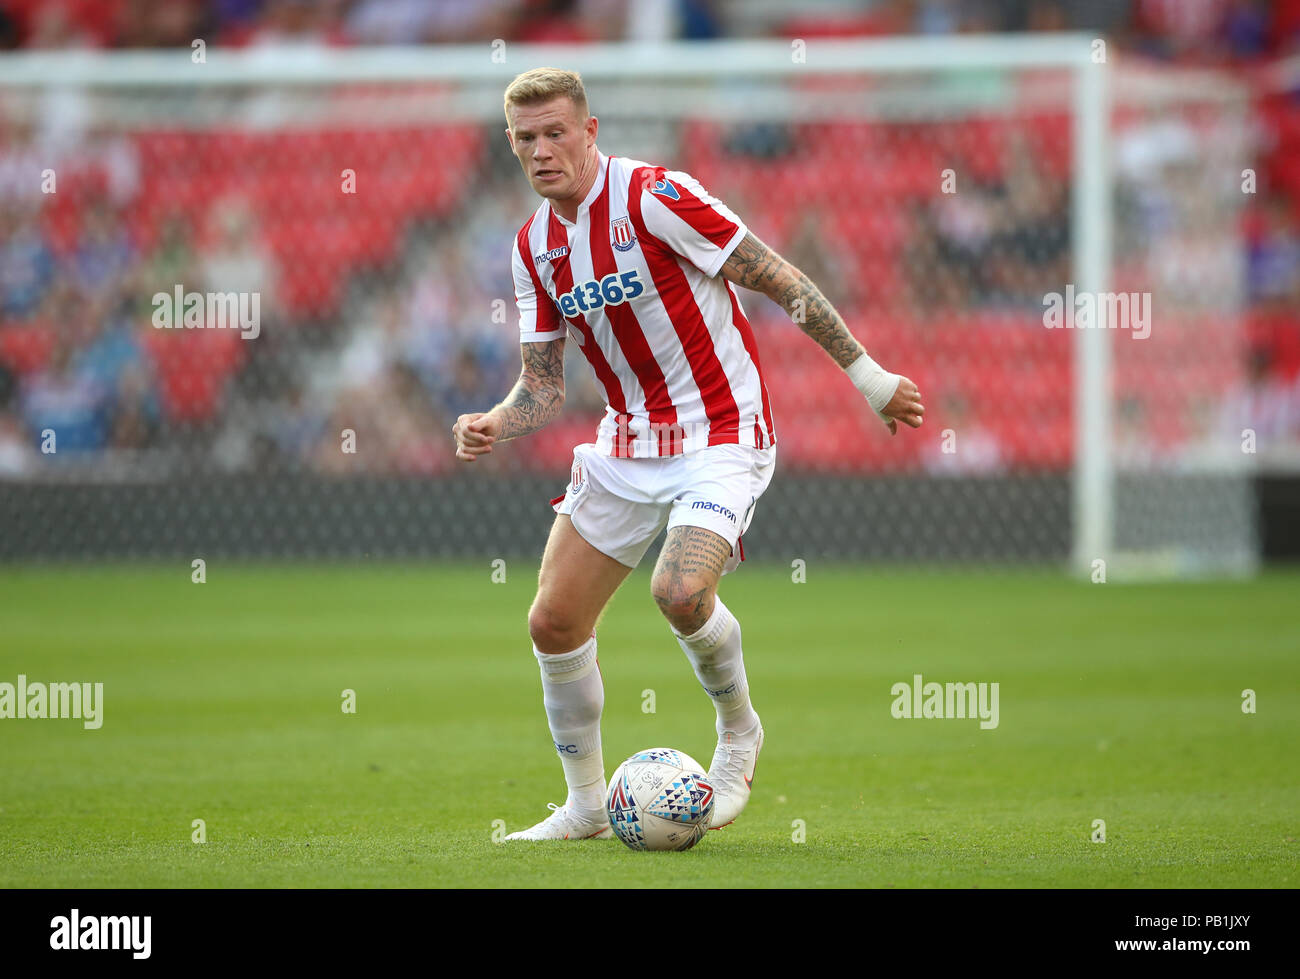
504,67,589,125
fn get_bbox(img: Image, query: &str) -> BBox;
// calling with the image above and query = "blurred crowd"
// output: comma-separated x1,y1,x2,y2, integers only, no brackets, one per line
0,0,1298,56
1,0,1299,478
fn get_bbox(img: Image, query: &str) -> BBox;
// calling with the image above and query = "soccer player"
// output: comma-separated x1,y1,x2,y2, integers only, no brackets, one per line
453,68,924,840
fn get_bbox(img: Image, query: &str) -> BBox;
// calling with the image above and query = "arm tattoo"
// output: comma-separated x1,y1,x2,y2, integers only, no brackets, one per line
492,338,566,441
720,231,865,369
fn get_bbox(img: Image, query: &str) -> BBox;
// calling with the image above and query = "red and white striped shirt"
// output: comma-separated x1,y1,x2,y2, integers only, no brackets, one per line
511,151,777,458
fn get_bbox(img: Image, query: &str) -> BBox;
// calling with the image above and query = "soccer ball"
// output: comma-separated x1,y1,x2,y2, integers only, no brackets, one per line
606,748,715,851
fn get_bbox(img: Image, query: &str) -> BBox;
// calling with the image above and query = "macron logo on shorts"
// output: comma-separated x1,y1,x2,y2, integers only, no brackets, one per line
690,500,737,523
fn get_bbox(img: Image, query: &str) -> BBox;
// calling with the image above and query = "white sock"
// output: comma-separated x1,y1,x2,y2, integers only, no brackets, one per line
672,598,760,737
535,636,605,816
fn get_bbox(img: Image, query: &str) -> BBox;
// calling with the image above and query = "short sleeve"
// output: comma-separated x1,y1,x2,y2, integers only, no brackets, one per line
513,233,565,343
636,169,748,278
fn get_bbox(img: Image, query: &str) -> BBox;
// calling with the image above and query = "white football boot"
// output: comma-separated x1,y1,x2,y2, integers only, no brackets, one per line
503,803,613,841
706,718,764,830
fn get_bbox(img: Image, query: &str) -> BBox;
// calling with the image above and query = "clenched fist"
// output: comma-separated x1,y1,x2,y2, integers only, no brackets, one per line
879,376,924,436
453,412,502,462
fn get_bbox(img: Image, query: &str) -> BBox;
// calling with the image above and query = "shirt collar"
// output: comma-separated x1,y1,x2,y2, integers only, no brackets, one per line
553,150,607,226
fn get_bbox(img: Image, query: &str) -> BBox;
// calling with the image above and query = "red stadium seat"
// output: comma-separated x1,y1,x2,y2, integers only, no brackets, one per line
0,324,57,375
142,328,245,424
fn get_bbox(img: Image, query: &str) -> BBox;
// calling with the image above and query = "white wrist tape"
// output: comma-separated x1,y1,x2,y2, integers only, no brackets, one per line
846,353,901,418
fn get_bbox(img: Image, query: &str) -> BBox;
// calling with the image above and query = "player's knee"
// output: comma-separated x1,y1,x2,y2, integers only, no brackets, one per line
527,601,590,655
650,574,716,633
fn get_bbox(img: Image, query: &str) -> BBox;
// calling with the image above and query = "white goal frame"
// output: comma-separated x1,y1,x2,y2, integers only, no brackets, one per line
0,35,1120,573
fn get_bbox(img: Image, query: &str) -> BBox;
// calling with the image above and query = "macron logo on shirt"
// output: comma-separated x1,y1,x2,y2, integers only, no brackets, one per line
649,178,680,201
534,245,569,265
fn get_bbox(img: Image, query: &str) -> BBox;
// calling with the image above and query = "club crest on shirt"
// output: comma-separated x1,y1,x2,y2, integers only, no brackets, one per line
610,216,636,252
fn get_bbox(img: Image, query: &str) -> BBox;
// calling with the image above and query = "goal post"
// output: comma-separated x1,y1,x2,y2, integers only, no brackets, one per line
1071,45,1114,579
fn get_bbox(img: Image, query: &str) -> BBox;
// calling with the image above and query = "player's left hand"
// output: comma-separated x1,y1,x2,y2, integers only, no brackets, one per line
879,376,924,436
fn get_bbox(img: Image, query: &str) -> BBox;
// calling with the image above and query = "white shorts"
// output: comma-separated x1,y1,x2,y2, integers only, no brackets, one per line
549,442,777,573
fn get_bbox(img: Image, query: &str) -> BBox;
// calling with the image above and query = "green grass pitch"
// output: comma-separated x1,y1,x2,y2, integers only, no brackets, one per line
0,562,1295,888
